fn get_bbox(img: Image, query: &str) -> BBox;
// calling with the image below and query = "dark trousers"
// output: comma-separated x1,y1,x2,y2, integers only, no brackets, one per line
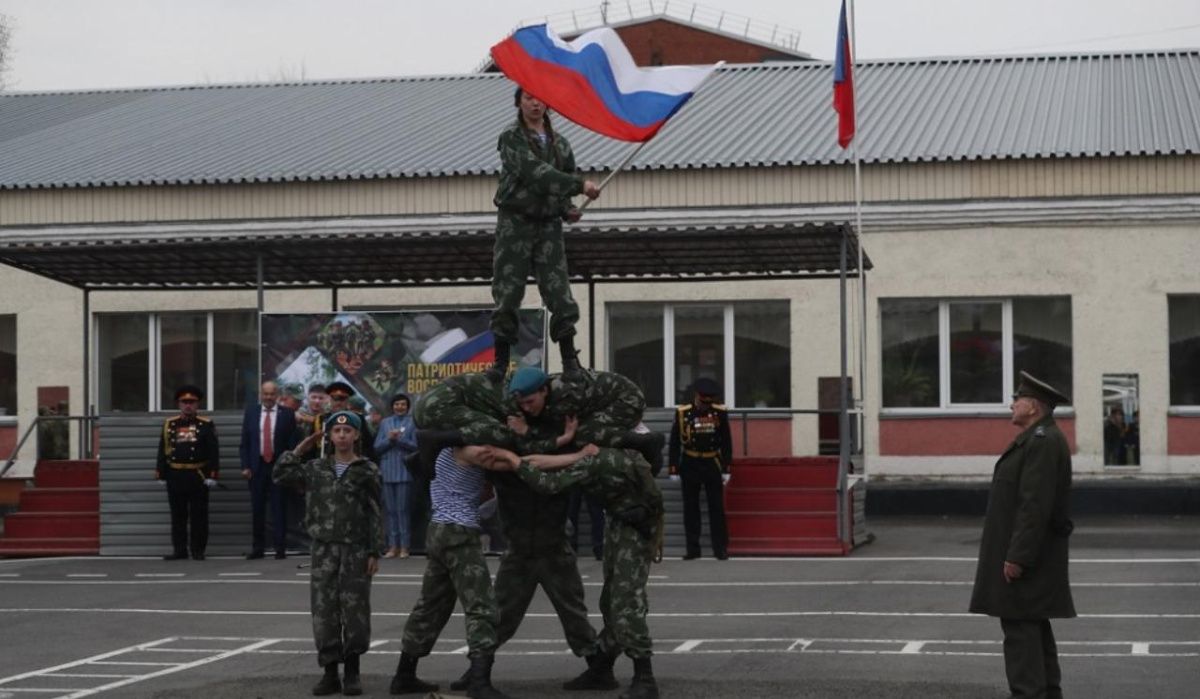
680,457,727,557
568,489,605,557
165,471,209,556
249,461,287,554
1000,618,1063,699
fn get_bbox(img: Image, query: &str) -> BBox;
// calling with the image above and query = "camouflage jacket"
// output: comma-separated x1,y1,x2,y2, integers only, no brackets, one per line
516,447,663,519
274,450,385,554
521,370,643,429
493,120,583,221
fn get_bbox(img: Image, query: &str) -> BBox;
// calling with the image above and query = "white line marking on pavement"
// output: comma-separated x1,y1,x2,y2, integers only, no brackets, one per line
42,673,137,679
1131,642,1151,655
66,574,107,578
59,638,280,698
133,574,185,578
0,573,20,577
217,573,260,577
786,640,813,651
87,661,176,667
450,645,470,655
734,557,1200,564
3,578,1196,588
0,637,183,687
899,642,925,654
672,640,703,652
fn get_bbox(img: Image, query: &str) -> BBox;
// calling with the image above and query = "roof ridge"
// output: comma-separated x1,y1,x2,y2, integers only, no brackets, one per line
0,72,506,98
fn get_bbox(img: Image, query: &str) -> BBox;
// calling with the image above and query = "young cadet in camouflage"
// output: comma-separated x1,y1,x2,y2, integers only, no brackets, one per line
488,87,601,379
489,444,664,699
507,367,665,473
275,411,383,696
407,371,568,475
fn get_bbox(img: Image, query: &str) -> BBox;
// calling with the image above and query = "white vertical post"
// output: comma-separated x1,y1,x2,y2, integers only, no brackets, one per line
723,305,735,406
663,305,675,407
206,312,215,411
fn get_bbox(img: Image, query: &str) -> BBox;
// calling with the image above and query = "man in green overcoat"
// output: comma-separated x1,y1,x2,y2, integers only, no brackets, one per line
970,370,1076,699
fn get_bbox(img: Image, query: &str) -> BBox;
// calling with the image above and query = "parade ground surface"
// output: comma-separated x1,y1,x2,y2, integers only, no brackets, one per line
0,516,1196,699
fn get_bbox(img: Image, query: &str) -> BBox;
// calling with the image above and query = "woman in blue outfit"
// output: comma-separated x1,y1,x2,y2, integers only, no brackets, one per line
374,393,419,558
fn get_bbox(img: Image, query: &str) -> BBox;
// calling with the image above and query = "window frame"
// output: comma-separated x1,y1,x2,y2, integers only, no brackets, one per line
882,297,1074,416
1167,294,1200,411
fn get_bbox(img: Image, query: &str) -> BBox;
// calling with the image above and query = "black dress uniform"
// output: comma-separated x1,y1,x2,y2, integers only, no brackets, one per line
970,371,1075,699
668,378,733,560
156,386,220,560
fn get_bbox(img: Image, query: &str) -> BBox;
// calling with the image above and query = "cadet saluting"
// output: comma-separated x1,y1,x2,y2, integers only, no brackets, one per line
155,385,220,561
970,371,1075,699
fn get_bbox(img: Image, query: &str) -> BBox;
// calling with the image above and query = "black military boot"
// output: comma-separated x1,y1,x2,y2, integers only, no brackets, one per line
563,649,619,691
341,654,362,696
486,342,511,383
312,663,341,696
389,652,438,695
559,336,581,375
620,431,666,476
412,428,465,479
618,657,659,699
449,665,471,691
466,653,514,699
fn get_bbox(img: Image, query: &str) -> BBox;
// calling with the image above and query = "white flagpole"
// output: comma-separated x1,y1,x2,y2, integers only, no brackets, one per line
579,60,726,211
848,0,867,479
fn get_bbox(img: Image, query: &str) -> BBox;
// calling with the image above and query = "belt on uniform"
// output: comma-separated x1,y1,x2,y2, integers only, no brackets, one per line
168,461,207,470
683,449,718,458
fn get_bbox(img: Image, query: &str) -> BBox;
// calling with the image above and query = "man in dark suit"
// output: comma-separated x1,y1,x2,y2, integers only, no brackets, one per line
239,380,298,559
970,371,1075,699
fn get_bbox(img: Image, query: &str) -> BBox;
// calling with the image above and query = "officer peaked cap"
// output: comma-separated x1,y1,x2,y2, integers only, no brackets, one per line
1014,370,1070,408
327,410,362,432
692,377,721,398
326,381,354,396
175,384,204,402
508,366,550,396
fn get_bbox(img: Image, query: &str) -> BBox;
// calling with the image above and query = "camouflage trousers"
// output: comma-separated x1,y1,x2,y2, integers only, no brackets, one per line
490,210,579,344
412,374,513,447
575,374,647,447
309,540,373,667
494,541,599,656
401,522,499,657
598,519,657,659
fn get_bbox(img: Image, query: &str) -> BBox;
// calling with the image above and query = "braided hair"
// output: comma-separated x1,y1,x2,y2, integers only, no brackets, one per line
514,87,562,170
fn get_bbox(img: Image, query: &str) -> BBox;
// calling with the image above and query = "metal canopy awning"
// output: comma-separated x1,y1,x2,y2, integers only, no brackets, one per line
0,211,869,290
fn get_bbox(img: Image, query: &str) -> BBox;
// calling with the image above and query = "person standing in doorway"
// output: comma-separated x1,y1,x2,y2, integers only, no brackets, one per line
239,380,297,559
155,385,220,561
668,377,732,561
970,371,1076,699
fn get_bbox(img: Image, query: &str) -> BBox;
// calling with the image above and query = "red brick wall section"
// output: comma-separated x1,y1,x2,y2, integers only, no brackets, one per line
0,423,15,460
728,417,793,458
880,416,1077,456
1167,416,1200,455
607,20,797,66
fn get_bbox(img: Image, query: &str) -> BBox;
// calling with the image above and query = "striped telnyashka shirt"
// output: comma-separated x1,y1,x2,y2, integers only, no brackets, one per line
430,447,484,530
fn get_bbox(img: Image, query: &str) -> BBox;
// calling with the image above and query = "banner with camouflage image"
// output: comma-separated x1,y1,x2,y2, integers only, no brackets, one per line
261,309,545,416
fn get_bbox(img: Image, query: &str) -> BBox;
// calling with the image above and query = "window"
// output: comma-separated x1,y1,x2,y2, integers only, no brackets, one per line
96,311,257,412
608,302,790,408
881,297,1072,409
1169,296,1200,406
0,315,15,415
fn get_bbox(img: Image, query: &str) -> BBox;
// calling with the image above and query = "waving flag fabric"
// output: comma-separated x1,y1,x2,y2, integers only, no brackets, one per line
490,24,717,142
832,0,856,148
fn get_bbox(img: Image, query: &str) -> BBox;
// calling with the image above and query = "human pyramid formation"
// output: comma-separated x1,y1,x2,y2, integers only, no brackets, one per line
275,87,667,699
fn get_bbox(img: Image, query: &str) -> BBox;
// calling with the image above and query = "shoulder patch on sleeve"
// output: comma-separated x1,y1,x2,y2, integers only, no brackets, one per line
1034,426,1046,438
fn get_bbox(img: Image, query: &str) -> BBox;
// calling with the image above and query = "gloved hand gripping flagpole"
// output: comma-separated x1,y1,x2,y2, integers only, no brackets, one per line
579,61,725,211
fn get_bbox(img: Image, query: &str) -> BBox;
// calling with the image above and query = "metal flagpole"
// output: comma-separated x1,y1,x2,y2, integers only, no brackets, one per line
848,0,867,482
579,61,726,211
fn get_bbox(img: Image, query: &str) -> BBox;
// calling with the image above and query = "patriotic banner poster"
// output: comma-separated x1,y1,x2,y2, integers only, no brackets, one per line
491,24,717,142
261,308,545,416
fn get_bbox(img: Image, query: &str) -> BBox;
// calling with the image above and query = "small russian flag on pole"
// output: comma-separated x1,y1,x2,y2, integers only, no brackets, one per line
832,0,856,149
491,24,718,143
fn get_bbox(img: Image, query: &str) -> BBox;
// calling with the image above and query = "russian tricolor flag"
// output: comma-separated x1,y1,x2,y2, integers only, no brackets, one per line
832,0,855,149
490,24,717,143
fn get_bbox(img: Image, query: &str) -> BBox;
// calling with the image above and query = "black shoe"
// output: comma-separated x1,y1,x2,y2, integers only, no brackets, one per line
593,549,604,561
191,553,206,561
312,663,341,696
390,652,438,695
466,652,513,699
621,432,665,476
486,341,511,383
274,550,288,560
563,650,619,691
682,552,700,560
559,336,581,374
619,657,659,699
715,552,729,561
449,668,470,692
342,654,362,696
162,552,188,561
245,550,265,560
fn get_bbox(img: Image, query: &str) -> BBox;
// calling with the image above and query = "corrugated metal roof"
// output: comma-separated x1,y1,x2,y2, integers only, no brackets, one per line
1,51,1198,190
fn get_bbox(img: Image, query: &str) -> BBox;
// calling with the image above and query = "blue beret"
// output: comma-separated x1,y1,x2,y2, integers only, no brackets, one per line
508,366,550,396
327,410,362,432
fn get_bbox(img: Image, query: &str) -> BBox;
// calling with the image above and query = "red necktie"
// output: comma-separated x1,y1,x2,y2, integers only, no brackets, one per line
261,409,274,463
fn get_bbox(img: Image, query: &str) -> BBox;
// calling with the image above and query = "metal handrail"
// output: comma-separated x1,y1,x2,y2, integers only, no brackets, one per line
723,407,864,458
0,415,99,479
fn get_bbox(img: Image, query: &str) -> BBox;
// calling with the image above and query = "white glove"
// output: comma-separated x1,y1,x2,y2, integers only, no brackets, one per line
158,479,167,486
722,473,731,485
203,478,217,488
669,474,680,481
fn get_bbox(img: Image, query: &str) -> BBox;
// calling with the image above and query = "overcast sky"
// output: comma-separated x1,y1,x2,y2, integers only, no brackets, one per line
1,0,1198,92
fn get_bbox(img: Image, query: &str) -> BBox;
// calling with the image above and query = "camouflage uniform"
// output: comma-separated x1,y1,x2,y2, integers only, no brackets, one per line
401,521,500,657
516,448,663,659
491,120,584,344
525,370,647,447
413,372,557,452
490,471,600,656
274,450,384,668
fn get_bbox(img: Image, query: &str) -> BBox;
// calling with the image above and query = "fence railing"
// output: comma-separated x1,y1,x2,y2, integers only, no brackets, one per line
1,414,100,479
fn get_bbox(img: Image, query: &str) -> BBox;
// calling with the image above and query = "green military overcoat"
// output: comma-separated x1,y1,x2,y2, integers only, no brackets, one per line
969,415,1076,620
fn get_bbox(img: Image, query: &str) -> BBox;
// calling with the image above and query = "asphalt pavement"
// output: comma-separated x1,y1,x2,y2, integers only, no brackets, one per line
0,515,1196,698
